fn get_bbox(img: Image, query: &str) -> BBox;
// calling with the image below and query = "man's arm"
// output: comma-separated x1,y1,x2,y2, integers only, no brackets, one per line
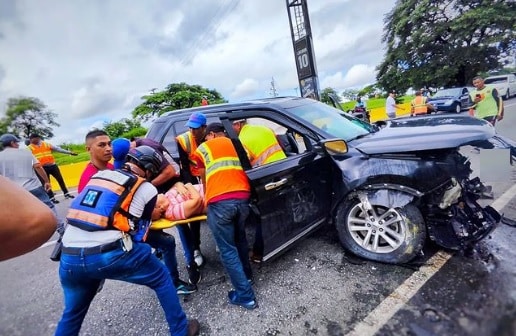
177,143,195,183
492,89,504,121
33,162,51,192
50,143,77,156
0,176,57,261
150,164,176,188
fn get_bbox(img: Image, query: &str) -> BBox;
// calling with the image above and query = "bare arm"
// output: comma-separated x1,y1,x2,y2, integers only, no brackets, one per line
33,162,51,192
0,176,57,261
150,164,176,188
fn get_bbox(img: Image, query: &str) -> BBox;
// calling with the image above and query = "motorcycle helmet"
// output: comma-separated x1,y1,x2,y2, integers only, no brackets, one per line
126,145,162,179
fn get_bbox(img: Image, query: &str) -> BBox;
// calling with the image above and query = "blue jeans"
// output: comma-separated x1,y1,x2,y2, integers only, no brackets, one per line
176,224,195,265
207,199,255,302
30,186,65,234
146,230,180,282
55,242,188,336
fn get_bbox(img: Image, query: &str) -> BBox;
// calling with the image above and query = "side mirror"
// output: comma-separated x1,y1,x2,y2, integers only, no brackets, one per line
323,139,348,155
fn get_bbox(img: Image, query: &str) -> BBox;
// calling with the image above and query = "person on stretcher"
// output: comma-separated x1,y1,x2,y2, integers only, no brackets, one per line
152,181,206,221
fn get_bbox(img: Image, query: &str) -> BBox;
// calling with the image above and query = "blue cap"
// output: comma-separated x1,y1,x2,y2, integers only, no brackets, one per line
112,138,131,169
0,133,20,146
185,112,207,129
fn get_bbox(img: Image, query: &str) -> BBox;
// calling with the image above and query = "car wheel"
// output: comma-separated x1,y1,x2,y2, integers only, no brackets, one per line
504,90,510,100
454,103,461,113
335,199,426,264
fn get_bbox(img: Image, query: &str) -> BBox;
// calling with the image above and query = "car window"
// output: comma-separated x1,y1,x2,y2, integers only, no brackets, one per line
239,117,308,166
485,77,508,84
284,100,369,141
433,88,461,97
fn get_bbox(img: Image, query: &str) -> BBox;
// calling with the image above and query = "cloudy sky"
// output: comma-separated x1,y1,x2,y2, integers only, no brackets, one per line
0,0,396,144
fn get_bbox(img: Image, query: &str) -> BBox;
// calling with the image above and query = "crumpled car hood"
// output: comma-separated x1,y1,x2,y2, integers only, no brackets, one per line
352,115,497,154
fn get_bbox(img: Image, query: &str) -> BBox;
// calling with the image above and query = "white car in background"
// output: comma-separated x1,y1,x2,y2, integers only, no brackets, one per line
484,74,516,100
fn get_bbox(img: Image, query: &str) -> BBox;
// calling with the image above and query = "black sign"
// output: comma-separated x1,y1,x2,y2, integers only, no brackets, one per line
294,37,313,80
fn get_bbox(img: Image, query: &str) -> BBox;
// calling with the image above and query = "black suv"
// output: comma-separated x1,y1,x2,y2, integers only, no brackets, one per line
147,97,513,264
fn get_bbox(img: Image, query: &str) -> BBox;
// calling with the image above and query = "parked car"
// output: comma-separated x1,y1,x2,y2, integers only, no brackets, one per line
146,97,514,264
485,74,516,100
427,87,474,113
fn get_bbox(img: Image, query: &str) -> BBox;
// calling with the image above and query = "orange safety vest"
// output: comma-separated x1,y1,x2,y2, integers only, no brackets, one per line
66,170,146,235
176,131,201,176
195,137,250,204
28,142,55,165
411,96,428,115
239,124,286,167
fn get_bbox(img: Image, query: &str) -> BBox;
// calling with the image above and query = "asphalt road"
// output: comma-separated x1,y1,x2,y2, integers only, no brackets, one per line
1,99,515,336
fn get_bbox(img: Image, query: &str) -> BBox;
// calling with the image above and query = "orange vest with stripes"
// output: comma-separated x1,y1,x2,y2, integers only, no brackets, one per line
28,142,55,165
195,137,250,204
66,170,146,234
411,96,428,115
176,131,201,176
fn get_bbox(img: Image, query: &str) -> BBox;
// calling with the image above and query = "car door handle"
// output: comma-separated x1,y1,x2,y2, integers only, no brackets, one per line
264,178,288,190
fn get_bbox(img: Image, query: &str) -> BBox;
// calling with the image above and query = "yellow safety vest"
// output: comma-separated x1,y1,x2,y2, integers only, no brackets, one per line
28,142,55,165
176,131,201,176
411,96,428,115
239,124,286,167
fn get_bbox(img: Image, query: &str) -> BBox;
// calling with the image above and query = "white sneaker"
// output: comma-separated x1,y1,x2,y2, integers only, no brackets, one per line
194,249,204,267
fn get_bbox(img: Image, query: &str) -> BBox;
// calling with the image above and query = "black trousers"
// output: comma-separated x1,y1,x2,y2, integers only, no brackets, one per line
40,164,69,197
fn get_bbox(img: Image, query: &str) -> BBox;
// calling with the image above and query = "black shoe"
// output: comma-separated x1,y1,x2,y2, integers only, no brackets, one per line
187,261,201,285
174,279,197,295
228,290,258,310
50,197,60,204
64,193,75,199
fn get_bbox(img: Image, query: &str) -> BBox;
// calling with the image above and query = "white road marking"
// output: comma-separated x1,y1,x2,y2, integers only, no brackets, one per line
347,183,516,336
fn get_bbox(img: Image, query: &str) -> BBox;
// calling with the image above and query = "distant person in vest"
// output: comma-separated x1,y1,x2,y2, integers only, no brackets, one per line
231,119,286,167
470,76,504,126
55,145,200,336
201,95,209,106
193,122,257,310
27,133,77,203
410,90,435,116
176,112,208,267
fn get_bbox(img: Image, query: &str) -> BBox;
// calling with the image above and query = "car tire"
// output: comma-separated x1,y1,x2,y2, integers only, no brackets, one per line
454,103,461,113
335,199,426,264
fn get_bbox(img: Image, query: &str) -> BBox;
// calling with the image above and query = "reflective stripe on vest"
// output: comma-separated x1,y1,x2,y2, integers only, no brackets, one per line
470,86,498,119
66,170,144,232
196,137,250,203
252,142,284,166
176,131,201,176
411,96,428,115
28,142,55,165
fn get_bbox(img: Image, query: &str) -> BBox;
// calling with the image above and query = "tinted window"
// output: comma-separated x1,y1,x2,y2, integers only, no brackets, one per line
485,77,508,84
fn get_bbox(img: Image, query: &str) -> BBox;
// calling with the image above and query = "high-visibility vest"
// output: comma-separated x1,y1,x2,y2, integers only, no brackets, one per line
195,137,250,204
411,96,428,115
469,86,498,119
176,131,201,176
66,170,147,238
28,142,55,165
239,124,286,167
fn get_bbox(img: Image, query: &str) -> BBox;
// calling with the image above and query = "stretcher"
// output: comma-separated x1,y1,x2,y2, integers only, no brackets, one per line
150,214,207,230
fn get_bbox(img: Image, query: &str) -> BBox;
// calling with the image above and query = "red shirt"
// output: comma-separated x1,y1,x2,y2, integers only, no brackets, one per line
78,162,114,192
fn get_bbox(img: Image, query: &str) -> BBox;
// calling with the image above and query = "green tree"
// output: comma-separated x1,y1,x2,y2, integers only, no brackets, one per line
377,0,515,93
103,118,143,139
132,83,226,121
320,87,340,105
340,88,360,101
0,97,60,139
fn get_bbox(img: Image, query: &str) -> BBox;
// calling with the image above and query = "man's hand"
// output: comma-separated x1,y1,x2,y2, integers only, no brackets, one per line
43,182,51,192
496,114,503,121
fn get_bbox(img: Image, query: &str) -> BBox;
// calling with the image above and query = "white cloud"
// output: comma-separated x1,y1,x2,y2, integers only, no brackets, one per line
0,0,396,144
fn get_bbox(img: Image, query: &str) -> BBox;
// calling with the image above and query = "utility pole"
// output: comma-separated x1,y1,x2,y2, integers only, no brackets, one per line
286,0,320,101
270,77,278,97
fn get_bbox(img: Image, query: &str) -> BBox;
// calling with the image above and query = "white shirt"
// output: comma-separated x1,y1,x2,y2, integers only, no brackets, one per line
386,96,396,117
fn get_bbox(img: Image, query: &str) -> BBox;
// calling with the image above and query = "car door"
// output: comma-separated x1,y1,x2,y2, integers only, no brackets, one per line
220,110,334,262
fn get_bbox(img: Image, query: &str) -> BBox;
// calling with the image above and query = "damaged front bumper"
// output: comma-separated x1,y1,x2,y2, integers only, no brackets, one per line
425,177,501,250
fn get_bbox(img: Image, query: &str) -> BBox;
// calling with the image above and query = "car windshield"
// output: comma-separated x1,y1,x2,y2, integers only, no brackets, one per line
433,88,461,97
285,100,370,141
485,77,507,84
